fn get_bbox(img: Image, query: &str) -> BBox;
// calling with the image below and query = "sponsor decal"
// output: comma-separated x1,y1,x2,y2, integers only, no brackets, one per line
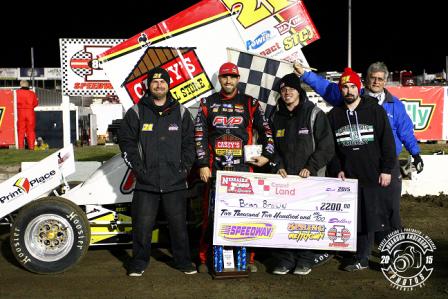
378,228,436,291
275,15,304,35
122,47,212,105
220,175,254,194
259,42,281,56
328,225,351,248
215,134,243,156
0,170,57,204
287,223,325,242
283,25,315,50
212,116,243,128
219,222,274,241
120,168,135,194
298,128,309,135
0,106,5,127
142,123,153,131
276,129,285,137
168,124,179,131
246,30,273,50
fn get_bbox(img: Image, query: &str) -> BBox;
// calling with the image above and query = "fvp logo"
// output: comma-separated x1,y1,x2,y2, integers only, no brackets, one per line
402,99,435,131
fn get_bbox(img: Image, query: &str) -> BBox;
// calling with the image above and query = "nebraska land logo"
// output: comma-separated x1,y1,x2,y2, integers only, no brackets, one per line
122,47,213,105
401,99,435,131
220,175,254,194
379,228,436,291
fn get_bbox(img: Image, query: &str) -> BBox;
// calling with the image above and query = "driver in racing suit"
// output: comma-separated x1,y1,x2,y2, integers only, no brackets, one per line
195,62,275,273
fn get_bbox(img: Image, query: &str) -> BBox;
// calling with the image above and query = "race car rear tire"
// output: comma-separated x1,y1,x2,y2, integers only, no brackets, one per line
10,196,90,274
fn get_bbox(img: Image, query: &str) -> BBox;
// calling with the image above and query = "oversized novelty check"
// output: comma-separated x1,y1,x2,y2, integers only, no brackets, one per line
213,171,358,252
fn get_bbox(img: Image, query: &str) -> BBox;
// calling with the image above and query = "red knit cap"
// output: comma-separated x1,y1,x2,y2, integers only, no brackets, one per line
339,67,361,92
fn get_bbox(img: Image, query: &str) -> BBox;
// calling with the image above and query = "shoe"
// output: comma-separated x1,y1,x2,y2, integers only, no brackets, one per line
248,263,258,273
177,263,198,275
343,260,369,272
293,266,312,275
198,263,209,273
272,266,291,275
127,270,144,277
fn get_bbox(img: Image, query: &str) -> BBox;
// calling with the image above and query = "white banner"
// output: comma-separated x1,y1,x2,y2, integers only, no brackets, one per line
0,146,75,218
213,171,358,252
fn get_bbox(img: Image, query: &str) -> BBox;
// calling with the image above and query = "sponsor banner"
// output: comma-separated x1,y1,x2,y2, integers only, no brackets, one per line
0,146,75,218
0,90,15,146
388,86,447,140
18,68,45,80
44,68,62,80
98,0,318,110
59,38,124,97
0,68,19,79
213,171,357,251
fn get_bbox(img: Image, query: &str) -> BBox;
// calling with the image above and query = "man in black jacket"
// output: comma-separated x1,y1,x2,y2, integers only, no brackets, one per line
270,73,335,275
327,68,396,271
119,67,197,276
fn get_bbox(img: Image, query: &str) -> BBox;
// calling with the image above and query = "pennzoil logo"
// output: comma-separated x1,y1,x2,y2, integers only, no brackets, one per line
219,222,274,241
122,47,213,105
221,175,253,194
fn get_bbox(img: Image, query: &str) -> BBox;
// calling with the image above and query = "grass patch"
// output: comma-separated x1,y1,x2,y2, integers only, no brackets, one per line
0,145,120,166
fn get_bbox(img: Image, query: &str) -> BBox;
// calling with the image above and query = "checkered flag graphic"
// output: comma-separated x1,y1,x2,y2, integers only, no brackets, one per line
227,48,294,116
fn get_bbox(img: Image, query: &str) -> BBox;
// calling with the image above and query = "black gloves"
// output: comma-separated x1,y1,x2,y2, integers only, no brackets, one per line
412,154,424,173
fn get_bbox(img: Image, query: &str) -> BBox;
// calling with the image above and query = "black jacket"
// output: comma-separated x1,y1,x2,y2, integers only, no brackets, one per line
270,99,334,175
119,94,195,193
327,95,396,187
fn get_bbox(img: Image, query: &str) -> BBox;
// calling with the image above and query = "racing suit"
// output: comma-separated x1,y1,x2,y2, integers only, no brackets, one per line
195,90,275,266
16,87,38,149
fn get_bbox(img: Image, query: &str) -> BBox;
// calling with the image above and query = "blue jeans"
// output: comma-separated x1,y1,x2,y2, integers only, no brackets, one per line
129,189,192,271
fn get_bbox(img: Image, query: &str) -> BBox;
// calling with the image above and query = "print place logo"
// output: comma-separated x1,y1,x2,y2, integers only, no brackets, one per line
378,228,436,291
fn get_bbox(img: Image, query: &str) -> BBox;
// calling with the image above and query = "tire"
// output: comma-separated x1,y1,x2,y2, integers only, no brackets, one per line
10,196,90,274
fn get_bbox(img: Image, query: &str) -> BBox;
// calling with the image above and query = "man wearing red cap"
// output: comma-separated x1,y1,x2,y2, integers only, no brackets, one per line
195,62,275,273
327,68,396,271
16,80,38,150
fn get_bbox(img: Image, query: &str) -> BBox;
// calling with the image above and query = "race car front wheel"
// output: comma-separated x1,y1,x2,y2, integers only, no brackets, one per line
10,196,90,274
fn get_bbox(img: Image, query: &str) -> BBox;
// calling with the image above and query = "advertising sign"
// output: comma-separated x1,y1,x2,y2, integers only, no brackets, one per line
99,0,319,110
213,171,358,252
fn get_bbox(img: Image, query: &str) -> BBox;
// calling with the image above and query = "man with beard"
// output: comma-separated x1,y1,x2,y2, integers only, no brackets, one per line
195,62,275,273
294,62,423,239
327,68,396,271
119,67,197,276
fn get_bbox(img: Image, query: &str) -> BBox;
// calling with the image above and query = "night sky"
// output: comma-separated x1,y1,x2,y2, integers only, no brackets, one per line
1,0,445,75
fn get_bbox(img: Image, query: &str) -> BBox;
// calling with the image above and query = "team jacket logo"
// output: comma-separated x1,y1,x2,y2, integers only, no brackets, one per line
212,116,243,127
402,99,435,131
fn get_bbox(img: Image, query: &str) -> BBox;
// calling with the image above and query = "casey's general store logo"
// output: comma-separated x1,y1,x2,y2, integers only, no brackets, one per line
122,47,213,105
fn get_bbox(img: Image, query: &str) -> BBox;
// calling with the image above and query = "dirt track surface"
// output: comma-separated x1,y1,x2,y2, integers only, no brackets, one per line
1,197,447,299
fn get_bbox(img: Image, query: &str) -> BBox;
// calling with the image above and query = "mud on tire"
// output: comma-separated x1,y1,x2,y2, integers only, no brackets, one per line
10,196,90,274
